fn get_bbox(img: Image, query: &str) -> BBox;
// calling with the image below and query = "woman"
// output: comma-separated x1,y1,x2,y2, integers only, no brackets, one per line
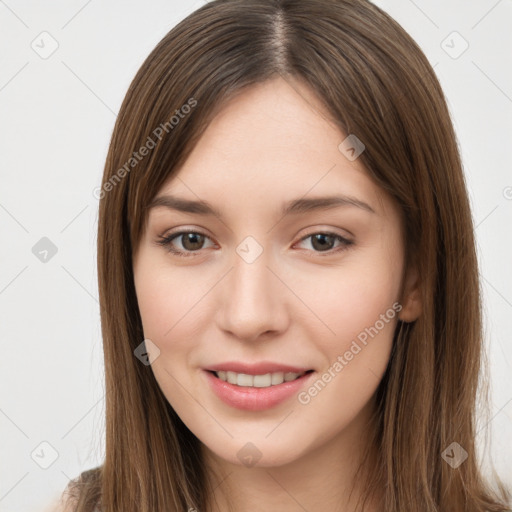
58,0,511,510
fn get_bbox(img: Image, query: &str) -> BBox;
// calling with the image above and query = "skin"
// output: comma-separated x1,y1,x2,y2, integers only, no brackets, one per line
133,76,422,512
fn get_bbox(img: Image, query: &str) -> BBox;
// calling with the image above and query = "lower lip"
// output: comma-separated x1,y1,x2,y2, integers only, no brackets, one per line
203,370,314,411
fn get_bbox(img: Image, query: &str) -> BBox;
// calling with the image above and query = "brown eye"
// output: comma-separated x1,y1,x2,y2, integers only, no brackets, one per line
310,233,336,251
179,232,206,251
296,232,354,255
156,230,214,257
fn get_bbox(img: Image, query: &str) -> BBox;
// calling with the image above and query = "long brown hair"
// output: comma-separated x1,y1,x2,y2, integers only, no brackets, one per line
64,0,511,510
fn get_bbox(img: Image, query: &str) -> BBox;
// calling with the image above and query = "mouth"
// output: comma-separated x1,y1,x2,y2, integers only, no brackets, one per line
204,368,315,411
208,369,314,388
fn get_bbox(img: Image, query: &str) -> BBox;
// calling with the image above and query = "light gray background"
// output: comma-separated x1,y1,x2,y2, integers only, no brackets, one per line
0,1,511,511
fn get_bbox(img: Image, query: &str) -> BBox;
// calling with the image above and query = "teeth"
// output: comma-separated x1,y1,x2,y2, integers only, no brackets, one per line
271,372,284,385
215,370,305,388
237,373,253,386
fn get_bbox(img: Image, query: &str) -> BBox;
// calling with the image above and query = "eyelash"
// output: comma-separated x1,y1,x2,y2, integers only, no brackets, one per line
155,230,354,258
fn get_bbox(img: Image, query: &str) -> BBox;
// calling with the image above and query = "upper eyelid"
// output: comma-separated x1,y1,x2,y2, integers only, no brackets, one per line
160,229,353,252
161,228,352,242
164,230,216,248
164,228,215,244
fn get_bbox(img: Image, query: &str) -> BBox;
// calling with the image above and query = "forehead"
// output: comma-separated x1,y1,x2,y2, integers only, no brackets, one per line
152,76,393,223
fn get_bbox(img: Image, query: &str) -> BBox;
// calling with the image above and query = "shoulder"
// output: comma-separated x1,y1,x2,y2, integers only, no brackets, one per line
42,488,77,512
53,496,77,512
50,466,103,512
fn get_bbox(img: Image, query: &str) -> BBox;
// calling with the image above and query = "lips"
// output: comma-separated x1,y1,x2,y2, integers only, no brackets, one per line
202,361,315,411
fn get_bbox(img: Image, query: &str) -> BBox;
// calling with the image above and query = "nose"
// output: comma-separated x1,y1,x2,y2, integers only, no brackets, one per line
216,247,290,342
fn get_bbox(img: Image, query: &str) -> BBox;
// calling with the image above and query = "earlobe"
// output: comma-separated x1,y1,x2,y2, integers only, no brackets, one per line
398,266,422,323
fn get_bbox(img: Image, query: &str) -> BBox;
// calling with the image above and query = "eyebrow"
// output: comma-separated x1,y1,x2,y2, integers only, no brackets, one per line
148,193,376,218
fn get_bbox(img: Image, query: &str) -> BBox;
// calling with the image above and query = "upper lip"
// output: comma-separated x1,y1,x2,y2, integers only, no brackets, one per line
205,361,313,375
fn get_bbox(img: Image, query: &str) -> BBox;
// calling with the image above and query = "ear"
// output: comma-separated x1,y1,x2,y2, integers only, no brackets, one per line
398,265,422,322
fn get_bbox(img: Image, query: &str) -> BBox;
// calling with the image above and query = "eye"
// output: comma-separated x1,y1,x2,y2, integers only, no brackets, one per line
295,232,354,255
156,230,215,257
155,230,354,258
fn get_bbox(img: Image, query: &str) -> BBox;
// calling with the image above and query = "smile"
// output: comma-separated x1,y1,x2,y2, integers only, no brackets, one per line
204,368,315,411
213,370,310,388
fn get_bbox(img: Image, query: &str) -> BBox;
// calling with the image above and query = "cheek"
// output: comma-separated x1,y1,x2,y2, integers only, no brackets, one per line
290,250,403,346
296,250,402,419
133,256,208,407
295,277,399,433
135,276,179,341
134,254,213,355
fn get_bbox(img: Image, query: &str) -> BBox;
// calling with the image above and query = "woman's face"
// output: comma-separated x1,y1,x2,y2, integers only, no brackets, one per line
133,77,417,469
